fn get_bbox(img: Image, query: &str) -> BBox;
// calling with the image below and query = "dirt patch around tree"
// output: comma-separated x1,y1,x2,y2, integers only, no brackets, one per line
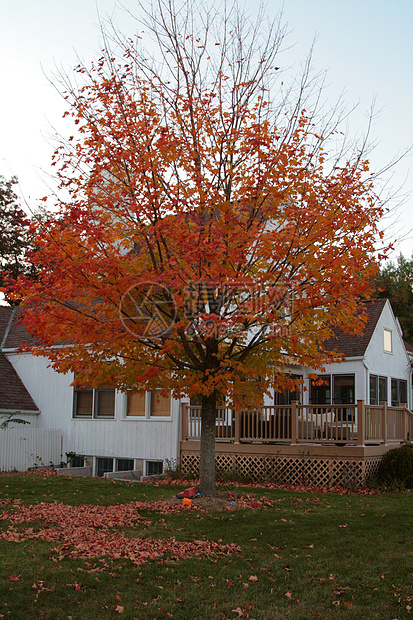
170,490,272,512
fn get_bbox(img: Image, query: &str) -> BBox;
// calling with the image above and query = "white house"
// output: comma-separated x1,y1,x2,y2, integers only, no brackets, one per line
271,298,411,409
0,306,182,476
1,298,412,481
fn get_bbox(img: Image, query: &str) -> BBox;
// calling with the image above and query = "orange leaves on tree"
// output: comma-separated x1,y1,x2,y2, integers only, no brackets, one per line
10,7,390,495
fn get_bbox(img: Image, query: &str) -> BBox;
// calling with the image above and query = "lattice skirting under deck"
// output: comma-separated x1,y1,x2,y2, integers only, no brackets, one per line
180,452,383,487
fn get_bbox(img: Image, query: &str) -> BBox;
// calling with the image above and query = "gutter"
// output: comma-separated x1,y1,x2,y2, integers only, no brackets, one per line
0,409,40,415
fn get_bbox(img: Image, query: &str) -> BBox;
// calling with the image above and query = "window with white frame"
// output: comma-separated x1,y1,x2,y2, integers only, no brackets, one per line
126,390,171,418
384,328,392,353
146,460,163,476
150,389,171,416
310,374,355,405
116,458,134,471
309,374,355,422
274,375,303,405
391,378,407,407
126,392,146,417
73,385,115,418
369,374,388,405
96,457,114,477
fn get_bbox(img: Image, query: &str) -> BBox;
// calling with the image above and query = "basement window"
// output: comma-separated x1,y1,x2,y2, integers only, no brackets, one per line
116,459,134,472
146,461,163,476
96,457,114,477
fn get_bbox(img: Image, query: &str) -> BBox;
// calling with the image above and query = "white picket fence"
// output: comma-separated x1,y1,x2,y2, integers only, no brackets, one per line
0,428,63,472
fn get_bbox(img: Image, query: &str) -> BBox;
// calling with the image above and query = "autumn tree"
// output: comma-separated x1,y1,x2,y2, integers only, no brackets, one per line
12,1,387,494
373,253,413,343
0,176,36,304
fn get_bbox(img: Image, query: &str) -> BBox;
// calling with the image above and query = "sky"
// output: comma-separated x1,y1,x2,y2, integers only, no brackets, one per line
1,0,413,259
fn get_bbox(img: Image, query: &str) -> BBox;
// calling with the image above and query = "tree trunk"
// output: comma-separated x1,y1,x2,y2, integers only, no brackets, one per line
199,391,217,495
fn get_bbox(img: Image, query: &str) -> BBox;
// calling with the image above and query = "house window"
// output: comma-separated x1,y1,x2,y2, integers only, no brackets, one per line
274,375,303,405
73,386,115,418
310,375,354,405
116,458,134,472
146,460,163,476
333,375,355,404
95,389,115,418
74,387,93,417
379,377,388,403
370,374,378,405
126,390,171,418
96,457,114,477
370,375,388,405
150,389,171,417
309,375,331,404
384,329,392,353
391,379,408,407
127,392,146,416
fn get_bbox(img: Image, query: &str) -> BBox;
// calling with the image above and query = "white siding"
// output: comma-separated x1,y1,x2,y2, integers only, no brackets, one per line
5,353,181,464
279,300,412,407
0,427,63,471
364,301,411,406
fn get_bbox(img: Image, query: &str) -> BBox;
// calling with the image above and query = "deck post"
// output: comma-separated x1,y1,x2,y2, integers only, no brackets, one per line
402,404,408,441
380,400,387,445
291,400,298,444
234,409,241,444
357,400,365,446
182,403,188,440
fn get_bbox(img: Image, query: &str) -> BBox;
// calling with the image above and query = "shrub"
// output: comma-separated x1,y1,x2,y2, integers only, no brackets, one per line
376,444,413,488
162,458,182,480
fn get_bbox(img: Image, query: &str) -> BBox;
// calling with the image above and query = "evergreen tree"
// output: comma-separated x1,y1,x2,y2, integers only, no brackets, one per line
0,176,35,304
374,254,413,343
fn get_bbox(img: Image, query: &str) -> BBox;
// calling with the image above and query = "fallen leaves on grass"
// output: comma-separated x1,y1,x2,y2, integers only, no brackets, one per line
225,493,273,510
23,468,61,478
0,500,240,568
285,591,299,604
231,605,256,618
14,468,404,494
154,476,389,495
31,581,55,602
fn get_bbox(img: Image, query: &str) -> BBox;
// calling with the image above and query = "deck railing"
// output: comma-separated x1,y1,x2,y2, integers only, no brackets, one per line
182,401,413,446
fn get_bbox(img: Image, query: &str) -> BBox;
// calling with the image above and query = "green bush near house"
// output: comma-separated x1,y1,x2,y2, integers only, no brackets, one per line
377,443,413,488
0,412,31,430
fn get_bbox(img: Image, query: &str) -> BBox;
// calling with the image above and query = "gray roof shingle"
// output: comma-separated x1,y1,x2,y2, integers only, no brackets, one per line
0,306,39,412
322,299,387,357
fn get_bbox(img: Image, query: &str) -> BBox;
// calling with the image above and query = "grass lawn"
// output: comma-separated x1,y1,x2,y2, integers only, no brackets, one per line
0,471,412,619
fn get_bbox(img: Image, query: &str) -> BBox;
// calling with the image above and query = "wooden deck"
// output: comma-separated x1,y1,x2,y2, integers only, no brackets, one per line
180,402,413,485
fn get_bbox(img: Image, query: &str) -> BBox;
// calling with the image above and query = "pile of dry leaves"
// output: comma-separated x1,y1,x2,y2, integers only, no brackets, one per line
0,495,256,568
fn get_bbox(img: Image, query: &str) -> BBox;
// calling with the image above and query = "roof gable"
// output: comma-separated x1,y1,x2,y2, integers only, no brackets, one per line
0,306,37,350
0,306,14,347
0,306,39,413
322,299,387,358
0,352,39,412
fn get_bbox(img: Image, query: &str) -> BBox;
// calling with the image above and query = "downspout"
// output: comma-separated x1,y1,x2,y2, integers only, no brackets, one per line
362,360,369,404
176,398,182,466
